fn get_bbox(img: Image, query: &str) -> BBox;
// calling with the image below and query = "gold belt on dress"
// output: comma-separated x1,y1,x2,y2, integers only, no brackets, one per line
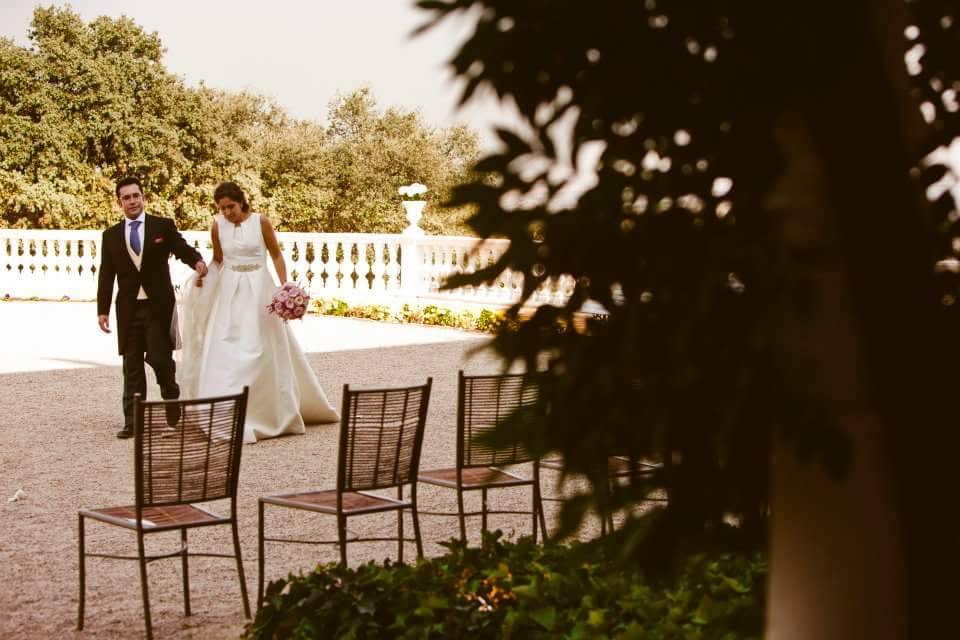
230,263,262,272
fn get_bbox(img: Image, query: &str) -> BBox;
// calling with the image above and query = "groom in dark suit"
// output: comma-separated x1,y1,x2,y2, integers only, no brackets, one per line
97,177,208,438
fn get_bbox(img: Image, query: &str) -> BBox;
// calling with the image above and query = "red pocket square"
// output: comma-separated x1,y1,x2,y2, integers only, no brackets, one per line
153,236,164,244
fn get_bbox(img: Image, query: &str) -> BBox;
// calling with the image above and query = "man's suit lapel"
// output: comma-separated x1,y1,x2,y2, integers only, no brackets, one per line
113,222,136,271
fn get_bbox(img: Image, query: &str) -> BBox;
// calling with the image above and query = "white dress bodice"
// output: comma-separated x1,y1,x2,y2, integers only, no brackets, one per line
217,213,268,268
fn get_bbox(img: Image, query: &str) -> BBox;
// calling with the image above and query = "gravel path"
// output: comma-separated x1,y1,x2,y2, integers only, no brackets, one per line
0,336,588,639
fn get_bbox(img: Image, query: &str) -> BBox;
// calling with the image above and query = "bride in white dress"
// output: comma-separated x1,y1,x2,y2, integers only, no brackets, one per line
177,181,339,443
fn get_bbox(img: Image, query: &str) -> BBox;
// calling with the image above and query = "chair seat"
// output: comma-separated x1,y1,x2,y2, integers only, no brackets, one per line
419,466,531,489
79,504,228,531
261,490,410,515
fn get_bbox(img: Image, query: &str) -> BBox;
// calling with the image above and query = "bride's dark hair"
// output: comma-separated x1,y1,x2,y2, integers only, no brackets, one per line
213,181,250,212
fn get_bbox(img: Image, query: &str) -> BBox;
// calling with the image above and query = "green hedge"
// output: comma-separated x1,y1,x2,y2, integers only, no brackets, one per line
312,298,508,333
245,532,766,640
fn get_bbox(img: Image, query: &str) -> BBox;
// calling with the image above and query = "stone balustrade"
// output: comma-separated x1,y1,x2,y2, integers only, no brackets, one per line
0,228,574,309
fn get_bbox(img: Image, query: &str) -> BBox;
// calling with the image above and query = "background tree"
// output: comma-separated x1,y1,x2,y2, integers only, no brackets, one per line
314,88,479,234
0,6,479,234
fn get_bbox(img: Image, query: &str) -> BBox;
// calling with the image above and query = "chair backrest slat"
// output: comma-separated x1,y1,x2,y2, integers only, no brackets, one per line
461,371,542,468
338,380,432,492
134,389,248,508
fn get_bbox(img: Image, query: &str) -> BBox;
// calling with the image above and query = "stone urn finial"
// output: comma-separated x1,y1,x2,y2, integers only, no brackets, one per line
399,183,428,236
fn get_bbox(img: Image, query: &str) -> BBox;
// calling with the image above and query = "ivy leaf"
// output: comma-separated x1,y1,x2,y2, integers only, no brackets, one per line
723,576,751,594
588,608,607,627
530,605,557,630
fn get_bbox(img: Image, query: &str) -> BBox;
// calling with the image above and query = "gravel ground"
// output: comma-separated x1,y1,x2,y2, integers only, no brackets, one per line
0,338,596,639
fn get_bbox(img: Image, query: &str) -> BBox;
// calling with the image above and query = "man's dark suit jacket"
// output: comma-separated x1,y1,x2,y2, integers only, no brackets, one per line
96,214,202,355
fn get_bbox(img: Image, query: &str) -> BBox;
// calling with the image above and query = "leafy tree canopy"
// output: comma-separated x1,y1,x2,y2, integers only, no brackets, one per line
0,6,479,234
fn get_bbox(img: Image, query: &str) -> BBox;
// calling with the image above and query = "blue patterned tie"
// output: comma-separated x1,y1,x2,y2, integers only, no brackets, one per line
129,220,142,256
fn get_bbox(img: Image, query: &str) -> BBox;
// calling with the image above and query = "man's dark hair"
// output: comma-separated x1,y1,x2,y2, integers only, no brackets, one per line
115,176,144,198
213,181,250,212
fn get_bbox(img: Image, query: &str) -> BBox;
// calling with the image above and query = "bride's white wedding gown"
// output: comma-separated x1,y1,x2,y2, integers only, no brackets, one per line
177,212,339,443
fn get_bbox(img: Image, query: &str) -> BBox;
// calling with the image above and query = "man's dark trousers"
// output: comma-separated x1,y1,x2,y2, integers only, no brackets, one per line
121,300,179,430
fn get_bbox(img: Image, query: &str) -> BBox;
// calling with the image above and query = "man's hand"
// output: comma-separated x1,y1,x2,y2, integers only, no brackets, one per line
98,314,111,333
194,260,208,288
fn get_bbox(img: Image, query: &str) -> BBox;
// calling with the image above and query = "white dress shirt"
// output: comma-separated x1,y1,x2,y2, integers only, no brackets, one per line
124,212,148,300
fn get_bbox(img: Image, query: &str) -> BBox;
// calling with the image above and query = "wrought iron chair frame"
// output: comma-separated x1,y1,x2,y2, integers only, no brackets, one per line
540,455,665,535
418,371,548,544
77,388,251,640
257,379,432,606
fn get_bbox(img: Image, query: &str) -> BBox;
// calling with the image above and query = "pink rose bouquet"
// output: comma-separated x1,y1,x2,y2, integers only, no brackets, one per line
267,282,310,321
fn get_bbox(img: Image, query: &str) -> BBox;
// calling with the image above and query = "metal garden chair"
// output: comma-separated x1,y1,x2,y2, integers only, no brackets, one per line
418,371,548,544
257,379,432,605
78,388,251,640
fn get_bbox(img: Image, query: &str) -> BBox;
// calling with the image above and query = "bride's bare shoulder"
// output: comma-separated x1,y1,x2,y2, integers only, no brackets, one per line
257,213,275,232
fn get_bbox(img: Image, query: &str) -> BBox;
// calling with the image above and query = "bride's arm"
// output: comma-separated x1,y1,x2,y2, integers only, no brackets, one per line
211,222,223,264
261,216,287,283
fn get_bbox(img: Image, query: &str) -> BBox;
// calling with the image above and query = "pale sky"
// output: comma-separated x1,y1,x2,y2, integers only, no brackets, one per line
0,0,509,147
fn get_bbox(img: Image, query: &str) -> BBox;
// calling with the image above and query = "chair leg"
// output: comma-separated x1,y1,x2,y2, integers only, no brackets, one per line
257,501,265,608
531,485,539,544
536,481,548,543
77,514,85,630
456,487,467,544
232,520,251,618
481,488,488,541
137,531,153,640
598,477,611,537
397,485,404,563
411,500,424,560
397,509,404,563
337,515,348,566
605,478,616,533
180,529,191,616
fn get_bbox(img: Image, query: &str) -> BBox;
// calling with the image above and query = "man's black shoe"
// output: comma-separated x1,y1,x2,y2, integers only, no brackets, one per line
116,426,134,439
165,403,181,427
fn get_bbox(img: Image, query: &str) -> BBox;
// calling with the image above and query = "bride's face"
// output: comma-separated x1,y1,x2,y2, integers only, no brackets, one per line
217,197,247,224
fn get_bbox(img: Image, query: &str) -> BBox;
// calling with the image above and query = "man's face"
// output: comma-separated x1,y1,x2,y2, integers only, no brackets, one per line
117,184,144,220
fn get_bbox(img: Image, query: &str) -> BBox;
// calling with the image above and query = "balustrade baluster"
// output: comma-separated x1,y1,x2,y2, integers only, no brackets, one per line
303,240,317,289
341,241,352,290
48,237,62,297
321,241,334,292
417,243,430,293
355,241,371,292
0,236,11,296
438,247,453,294
82,238,98,291
64,234,79,298
432,244,444,293
385,241,400,291
35,239,47,288
459,249,475,299
293,240,309,285
333,241,345,290
508,257,521,303
369,241,385,291
67,237,82,296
